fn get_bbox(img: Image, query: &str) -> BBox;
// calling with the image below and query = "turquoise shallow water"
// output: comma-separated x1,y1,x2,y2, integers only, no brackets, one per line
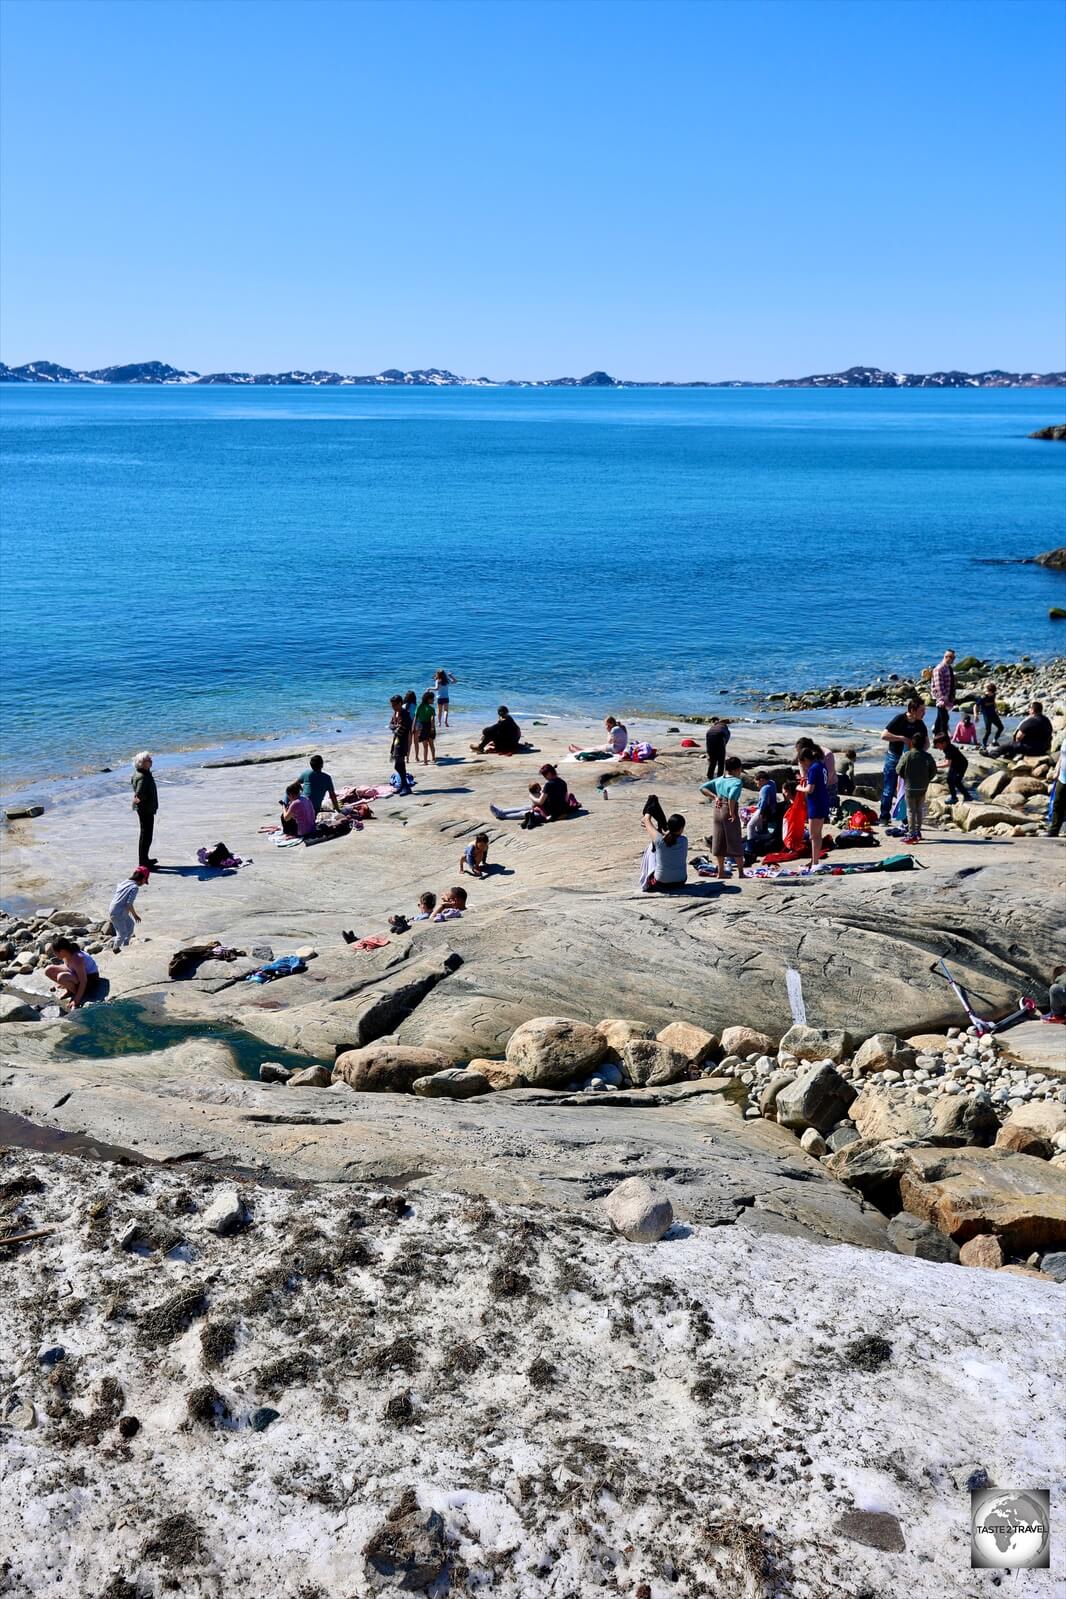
1,384,1063,787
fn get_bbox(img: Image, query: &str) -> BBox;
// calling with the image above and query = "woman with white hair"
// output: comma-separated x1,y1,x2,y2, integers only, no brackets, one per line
131,751,159,868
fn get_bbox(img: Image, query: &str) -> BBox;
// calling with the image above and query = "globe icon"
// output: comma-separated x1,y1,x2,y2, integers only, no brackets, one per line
972,1491,1050,1569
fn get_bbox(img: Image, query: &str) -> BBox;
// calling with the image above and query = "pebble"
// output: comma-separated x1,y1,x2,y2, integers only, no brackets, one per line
250,1406,281,1432
37,1346,65,1369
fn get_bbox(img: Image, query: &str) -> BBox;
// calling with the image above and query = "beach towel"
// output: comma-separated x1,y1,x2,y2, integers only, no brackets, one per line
244,954,306,983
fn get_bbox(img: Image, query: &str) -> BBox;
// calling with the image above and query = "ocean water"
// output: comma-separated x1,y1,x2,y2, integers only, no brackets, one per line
1,384,1063,789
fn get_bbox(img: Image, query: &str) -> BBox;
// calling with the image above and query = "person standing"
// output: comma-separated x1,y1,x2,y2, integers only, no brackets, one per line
896,727,938,843
433,669,457,728
929,649,956,741
390,695,414,793
977,682,1004,752
879,698,926,824
131,752,158,869
414,690,437,765
797,745,831,867
705,717,730,780
701,755,748,880
1048,744,1066,838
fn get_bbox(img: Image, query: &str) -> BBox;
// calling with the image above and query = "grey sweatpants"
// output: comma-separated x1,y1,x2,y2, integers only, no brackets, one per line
110,908,136,949
905,790,926,837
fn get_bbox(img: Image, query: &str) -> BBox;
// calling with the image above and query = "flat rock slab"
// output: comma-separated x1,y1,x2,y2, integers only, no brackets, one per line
0,1047,891,1250
999,1021,1066,1081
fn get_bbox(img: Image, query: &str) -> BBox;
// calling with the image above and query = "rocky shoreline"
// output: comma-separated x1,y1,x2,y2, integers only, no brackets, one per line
1,697,1063,1598
744,652,1065,715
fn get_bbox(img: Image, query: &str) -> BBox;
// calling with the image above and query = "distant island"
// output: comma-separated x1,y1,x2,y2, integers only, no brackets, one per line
1,359,1063,389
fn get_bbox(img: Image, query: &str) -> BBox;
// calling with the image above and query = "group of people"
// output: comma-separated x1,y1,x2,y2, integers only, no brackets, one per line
389,670,459,793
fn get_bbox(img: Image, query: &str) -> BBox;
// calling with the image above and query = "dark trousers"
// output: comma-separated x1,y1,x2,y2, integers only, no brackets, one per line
393,747,411,792
933,704,951,740
137,810,156,867
1050,782,1066,838
946,773,968,804
880,752,900,823
706,739,726,780
980,711,1003,748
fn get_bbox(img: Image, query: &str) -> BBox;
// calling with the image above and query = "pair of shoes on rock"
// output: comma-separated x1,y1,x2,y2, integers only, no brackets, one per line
342,929,358,944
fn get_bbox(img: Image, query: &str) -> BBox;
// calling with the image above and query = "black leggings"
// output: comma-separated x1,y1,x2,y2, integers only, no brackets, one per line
706,739,726,780
137,810,155,867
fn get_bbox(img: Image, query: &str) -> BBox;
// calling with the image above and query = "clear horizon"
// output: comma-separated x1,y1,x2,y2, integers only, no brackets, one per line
2,0,1064,380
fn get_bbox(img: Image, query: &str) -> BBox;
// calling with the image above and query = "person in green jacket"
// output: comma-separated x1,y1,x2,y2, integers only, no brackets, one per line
896,727,938,845
131,751,159,868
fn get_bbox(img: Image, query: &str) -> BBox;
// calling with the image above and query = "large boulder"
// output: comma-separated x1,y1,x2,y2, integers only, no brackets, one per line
898,1146,1066,1251
0,996,40,1023
852,1034,917,1075
886,1213,960,1263
850,1085,997,1147
656,1021,719,1066
976,770,1010,800
825,1138,913,1205
412,1068,491,1100
1005,776,1048,798
597,1018,655,1054
505,1017,607,1086
775,1063,856,1135
465,1059,529,1091
603,1177,674,1243
617,1039,690,1088
996,1101,1066,1158
333,1044,452,1094
779,1025,852,1066
955,801,1030,831
720,1025,775,1060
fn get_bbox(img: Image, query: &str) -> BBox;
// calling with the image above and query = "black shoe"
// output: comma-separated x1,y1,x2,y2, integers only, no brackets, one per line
342,929,357,944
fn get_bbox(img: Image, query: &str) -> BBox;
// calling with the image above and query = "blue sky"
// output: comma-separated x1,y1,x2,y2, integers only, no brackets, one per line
2,0,1063,379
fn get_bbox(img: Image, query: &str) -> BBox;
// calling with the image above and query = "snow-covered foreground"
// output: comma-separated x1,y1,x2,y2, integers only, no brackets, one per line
1,1151,1062,1599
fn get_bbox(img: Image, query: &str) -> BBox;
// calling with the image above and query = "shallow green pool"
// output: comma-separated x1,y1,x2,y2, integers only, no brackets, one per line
56,997,314,1081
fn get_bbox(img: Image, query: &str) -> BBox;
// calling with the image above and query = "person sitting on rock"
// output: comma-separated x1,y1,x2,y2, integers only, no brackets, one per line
300,755,341,814
44,936,101,1009
460,833,491,877
780,777,807,853
281,780,317,838
742,770,779,853
434,885,468,921
1000,700,1053,758
471,706,522,754
491,765,571,827
1044,965,1066,1024
569,715,629,758
412,891,437,921
639,796,688,891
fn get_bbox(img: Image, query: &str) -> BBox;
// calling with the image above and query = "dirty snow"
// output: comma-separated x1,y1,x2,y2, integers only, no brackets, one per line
0,1150,1063,1598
